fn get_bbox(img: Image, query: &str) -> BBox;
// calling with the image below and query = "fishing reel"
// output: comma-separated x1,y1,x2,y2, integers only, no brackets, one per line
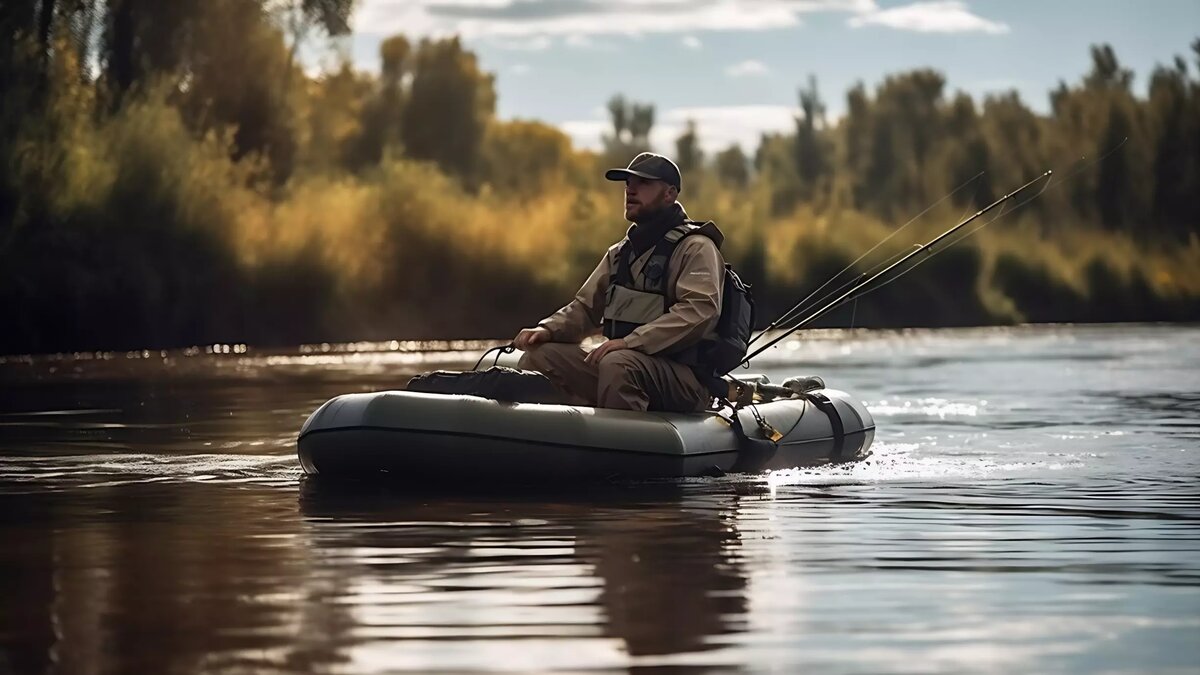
725,374,826,406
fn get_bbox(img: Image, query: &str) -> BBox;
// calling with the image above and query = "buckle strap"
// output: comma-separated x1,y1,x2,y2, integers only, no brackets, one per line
803,391,845,458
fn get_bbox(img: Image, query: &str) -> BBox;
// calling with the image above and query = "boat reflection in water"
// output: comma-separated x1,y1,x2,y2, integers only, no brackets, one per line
0,480,756,672
294,478,750,670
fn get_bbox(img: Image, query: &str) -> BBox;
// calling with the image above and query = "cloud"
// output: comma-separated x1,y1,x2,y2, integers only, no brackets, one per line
681,35,702,50
352,0,871,39
511,63,531,75
725,59,769,77
559,103,801,155
564,33,619,50
485,34,553,50
848,1,1009,34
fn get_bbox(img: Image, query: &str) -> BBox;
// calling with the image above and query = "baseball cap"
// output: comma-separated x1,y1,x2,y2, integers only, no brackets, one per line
605,152,682,192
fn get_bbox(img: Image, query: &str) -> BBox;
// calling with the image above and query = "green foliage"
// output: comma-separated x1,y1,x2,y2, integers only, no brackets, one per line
991,252,1086,322
714,144,750,189
794,75,832,205
400,37,495,186
602,94,655,163
0,8,1197,352
481,119,573,197
674,119,703,176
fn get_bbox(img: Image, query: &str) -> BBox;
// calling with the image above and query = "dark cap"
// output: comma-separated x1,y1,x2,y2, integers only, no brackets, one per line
605,152,682,192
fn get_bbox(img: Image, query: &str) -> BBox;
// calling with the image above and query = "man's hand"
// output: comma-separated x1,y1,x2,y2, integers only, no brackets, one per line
514,326,552,350
584,338,629,365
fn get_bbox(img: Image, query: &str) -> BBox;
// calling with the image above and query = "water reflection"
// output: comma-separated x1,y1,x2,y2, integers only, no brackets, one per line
0,485,314,674
3,325,1199,673
296,480,748,671
0,480,752,673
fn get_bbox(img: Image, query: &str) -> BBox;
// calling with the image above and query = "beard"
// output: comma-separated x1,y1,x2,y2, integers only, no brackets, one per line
625,189,670,222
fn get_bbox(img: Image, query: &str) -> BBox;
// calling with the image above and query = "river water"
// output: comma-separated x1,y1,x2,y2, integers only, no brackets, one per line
0,324,1197,674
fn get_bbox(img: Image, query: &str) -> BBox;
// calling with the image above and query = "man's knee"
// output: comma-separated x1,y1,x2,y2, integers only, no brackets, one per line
519,342,579,372
596,350,646,380
518,349,543,371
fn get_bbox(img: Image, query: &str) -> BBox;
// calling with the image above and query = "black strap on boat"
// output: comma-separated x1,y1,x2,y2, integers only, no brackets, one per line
803,391,846,459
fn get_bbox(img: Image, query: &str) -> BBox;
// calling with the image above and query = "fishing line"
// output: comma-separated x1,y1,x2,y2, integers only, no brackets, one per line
768,173,985,338
748,171,986,346
740,170,1053,365
860,198,1017,300
750,136,1129,350
937,136,1128,253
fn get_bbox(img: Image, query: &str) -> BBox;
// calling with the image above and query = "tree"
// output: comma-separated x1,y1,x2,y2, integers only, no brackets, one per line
482,119,572,196
794,75,831,204
675,119,703,176
602,94,655,162
714,143,749,189
400,36,496,186
342,33,408,169
268,0,353,83
1147,56,1197,236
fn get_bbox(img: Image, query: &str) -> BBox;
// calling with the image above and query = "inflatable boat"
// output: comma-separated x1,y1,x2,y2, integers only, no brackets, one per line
297,378,875,482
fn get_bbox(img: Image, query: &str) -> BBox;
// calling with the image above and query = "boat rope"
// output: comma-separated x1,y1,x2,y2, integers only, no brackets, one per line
472,343,516,371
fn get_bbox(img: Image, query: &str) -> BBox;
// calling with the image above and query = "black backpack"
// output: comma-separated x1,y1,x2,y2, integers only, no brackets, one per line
700,262,754,389
671,222,755,394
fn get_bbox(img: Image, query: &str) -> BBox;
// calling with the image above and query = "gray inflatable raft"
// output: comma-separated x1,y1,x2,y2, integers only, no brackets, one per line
297,386,875,482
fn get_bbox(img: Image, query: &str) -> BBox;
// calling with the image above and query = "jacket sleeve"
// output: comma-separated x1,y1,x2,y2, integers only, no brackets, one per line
622,237,723,355
536,246,615,342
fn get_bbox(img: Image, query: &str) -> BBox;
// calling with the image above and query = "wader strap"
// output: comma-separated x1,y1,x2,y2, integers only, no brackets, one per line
805,391,845,458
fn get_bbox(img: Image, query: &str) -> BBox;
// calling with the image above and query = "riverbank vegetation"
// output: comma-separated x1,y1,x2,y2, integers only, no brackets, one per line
2,3,1198,353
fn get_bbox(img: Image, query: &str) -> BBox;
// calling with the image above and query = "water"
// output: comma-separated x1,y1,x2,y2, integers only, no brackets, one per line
1,325,1197,674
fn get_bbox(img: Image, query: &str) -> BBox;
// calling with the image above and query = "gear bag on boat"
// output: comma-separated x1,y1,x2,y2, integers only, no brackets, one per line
406,366,567,404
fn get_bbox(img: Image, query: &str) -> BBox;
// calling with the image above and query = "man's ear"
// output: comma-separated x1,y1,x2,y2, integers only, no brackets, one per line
665,185,679,202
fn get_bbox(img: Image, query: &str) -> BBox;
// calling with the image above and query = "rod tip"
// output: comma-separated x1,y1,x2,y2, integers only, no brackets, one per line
1046,169,1053,175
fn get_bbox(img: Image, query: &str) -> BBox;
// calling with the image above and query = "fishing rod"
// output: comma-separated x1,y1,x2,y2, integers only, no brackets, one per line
747,171,986,348
741,169,1053,366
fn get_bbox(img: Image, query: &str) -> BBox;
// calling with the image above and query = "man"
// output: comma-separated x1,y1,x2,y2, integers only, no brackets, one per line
513,152,725,412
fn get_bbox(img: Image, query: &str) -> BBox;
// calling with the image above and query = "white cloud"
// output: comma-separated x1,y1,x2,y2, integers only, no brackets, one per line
352,0,871,39
681,35,702,50
485,34,553,51
511,63,532,75
564,33,619,50
558,103,801,155
848,1,1009,34
351,0,1006,41
725,59,769,77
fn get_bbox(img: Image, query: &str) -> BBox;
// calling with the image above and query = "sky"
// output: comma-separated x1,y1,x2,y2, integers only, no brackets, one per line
333,0,1200,154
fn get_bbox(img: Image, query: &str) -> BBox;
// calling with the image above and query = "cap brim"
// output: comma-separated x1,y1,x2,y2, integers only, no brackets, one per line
605,168,662,182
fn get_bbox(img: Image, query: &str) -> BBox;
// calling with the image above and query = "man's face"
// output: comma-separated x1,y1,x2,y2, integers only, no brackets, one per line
624,176,674,221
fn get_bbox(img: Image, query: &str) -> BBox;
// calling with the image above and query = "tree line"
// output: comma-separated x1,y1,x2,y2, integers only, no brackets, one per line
1,2,1197,353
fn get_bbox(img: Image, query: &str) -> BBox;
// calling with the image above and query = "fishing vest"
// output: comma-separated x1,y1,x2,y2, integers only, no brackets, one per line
602,220,755,392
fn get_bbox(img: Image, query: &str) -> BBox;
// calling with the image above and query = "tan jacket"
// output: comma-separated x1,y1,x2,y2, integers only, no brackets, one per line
538,224,725,356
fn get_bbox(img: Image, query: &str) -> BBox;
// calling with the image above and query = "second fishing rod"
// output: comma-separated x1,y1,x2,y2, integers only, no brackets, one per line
741,169,1053,366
